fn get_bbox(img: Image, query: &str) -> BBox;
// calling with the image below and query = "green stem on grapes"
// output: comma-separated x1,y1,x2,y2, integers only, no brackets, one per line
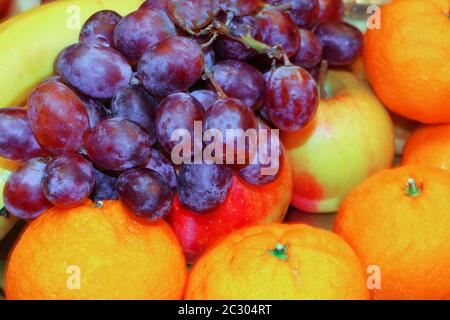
405,178,422,198
317,60,329,99
263,2,292,12
203,68,228,99
268,243,288,261
239,33,284,60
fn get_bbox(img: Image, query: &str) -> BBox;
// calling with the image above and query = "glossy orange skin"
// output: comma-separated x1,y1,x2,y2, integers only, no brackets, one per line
185,223,369,300
167,157,293,263
335,166,450,300
402,124,450,171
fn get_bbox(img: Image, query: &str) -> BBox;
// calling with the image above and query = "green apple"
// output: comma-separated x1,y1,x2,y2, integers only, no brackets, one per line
0,166,17,240
281,70,395,213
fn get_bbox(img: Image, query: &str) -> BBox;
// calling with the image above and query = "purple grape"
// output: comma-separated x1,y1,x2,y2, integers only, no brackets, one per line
111,86,158,144
91,169,119,202
57,43,132,99
214,15,258,61
137,36,205,97
27,80,90,154
0,108,46,161
191,90,218,111
210,60,265,110
265,65,318,132
167,0,216,31
113,8,176,62
204,98,258,164
3,158,53,220
219,0,258,16
238,121,284,185
42,154,95,208
79,10,122,47
314,21,364,66
140,0,169,12
293,29,323,68
86,118,151,171
156,92,204,157
177,163,232,213
316,0,344,24
143,148,177,190
267,0,319,29
203,45,216,72
78,95,108,129
255,8,300,57
117,168,173,222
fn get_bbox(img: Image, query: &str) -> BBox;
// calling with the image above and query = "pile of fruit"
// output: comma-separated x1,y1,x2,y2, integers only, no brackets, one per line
0,0,449,300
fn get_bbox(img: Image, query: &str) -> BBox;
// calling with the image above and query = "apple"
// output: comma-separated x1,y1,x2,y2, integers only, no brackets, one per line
281,70,394,213
167,156,293,263
0,0,11,19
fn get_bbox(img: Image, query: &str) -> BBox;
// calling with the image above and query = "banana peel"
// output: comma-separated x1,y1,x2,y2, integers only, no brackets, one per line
0,0,143,107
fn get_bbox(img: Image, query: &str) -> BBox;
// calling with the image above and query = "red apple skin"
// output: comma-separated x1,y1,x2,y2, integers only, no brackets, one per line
167,157,293,263
0,0,11,19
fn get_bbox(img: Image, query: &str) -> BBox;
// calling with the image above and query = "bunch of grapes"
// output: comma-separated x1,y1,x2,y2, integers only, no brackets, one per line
0,0,363,222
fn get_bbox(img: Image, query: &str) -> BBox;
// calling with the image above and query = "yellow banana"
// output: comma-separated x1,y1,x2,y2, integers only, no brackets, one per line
0,0,143,107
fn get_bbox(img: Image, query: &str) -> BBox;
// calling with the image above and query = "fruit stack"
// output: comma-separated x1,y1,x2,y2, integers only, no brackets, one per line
0,0,449,300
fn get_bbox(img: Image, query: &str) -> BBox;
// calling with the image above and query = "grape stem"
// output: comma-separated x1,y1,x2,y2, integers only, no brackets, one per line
263,3,292,12
203,68,228,99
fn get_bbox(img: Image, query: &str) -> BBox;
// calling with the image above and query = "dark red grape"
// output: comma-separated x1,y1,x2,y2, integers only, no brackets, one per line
266,65,318,132
204,98,258,164
91,169,119,202
314,21,364,66
143,148,177,190
113,8,176,62
316,0,344,24
78,95,108,129
238,121,284,185
214,15,258,61
79,10,122,47
210,60,265,110
177,163,232,213
86,118,151,171
203,45,216,72
0,108,46,161
42,154,95,208
137,36,205,97
3,158,52,220
219,0,258,16
191,90,217,111
140,0,168,11
255,8,300,57
117,168,173,222
293,29,323,68
167,0,216,31
111,86,158,144
156,92,204,157
57,43,132,99
267,0,319,29
27,80,90,154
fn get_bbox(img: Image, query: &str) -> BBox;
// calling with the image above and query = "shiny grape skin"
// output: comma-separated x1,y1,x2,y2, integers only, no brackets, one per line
42,154,95,208
316,0,344,24
156,92,205,156
265,65,318,132
255,8,300,57
214,15,258,61
113,8,176,62
117,168,173,222
57,43,133,99
238,121,284,185
78,95,108,129
293,29,323,68
167,0,215,31
27,80,90,155
140,0,168,11
267,0,319,29
191,90,218,111
137,36,205,97
143,148,177,190
210,60,265,110
79,10,122,47
3,158,52,220
219,0,259,16
0,108,46,161
111,86,158,145
86,118,152,171
90,169,119,202
177,163,232,213
203,98,258,163
314,21,364,66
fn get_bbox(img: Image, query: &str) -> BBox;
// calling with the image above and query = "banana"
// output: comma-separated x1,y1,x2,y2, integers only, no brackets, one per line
0,0,143,107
